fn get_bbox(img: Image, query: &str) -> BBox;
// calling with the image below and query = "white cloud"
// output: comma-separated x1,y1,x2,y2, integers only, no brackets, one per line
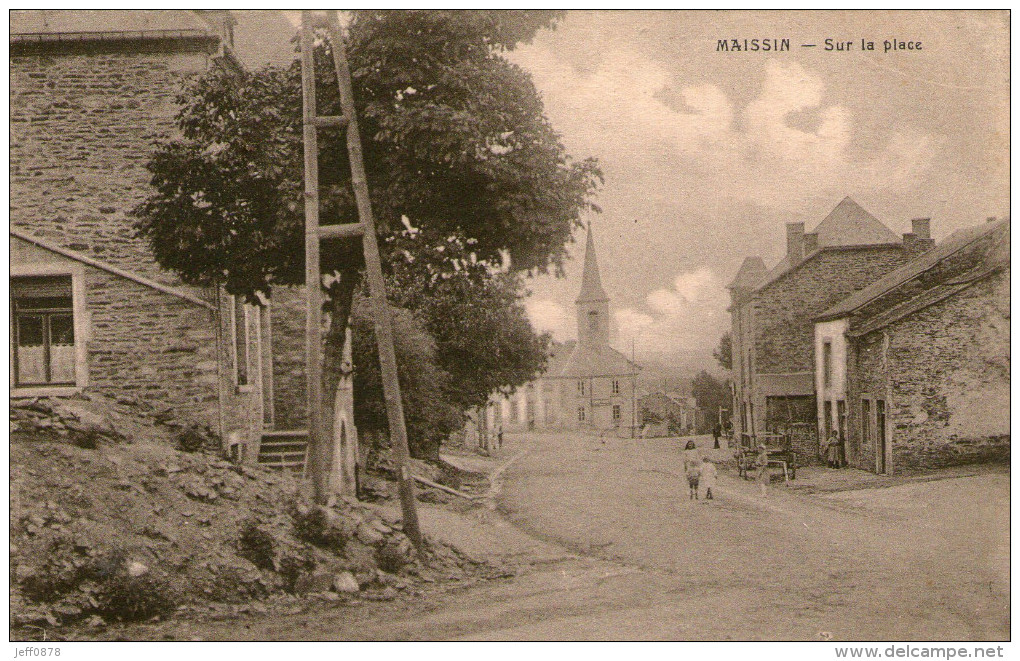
511,44,936,216
614,268,729,360
525,299,574,340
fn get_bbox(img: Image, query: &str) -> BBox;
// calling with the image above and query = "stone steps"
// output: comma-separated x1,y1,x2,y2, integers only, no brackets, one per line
258,430,308,473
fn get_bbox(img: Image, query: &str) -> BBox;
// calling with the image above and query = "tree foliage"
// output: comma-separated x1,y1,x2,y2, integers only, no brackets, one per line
691,370,729,416
713,332,732,371
134,10,601,301
385,227,551,412
349,295,460,460
133,11,600,457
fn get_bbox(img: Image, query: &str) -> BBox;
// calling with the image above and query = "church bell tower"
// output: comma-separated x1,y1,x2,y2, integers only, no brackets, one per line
576,224,610,349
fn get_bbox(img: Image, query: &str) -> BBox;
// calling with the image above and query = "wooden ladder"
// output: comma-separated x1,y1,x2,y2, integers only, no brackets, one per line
298,11,423,550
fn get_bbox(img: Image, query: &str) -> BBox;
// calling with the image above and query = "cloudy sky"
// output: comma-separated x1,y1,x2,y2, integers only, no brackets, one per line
235,10,1009,376
502,10,1009,373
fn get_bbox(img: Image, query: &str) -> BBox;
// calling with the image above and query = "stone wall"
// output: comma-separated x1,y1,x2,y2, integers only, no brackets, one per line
268,285,308,431
846,331,887,471
754,247,907,375
12,238,222,430
10,49,210,287
847,269,1010,471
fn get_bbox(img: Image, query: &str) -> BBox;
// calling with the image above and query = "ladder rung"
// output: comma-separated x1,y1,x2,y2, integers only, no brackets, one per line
313,115,346,128
319,223,365,240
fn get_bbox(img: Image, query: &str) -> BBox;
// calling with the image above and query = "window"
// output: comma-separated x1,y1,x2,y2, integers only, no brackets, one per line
577,380,585,396
612,404,621,421
509,398,519,423
231,295,249,387
822,340,832,389
12,276,76,387
577,407,586,422
588,310,599,333
612,379,620,395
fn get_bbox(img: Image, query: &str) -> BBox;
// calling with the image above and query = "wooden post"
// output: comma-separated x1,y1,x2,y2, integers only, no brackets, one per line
299,15,329,505
331,325,358,498
325,13,424,552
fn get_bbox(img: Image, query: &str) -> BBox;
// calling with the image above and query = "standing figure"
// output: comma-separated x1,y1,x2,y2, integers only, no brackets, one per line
756,443,770,497
701,456,717,500
683,439,702,500
497,424,504,449
712,423,722,449
825,431,840,468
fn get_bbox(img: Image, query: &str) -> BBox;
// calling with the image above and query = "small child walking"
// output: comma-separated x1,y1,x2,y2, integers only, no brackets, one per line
701,456,717,500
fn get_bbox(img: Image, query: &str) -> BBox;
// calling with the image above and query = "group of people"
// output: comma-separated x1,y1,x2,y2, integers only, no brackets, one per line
681,439,718,500
683,439,772,500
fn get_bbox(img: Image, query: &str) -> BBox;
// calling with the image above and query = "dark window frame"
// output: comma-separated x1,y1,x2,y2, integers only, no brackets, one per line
12,276,76,387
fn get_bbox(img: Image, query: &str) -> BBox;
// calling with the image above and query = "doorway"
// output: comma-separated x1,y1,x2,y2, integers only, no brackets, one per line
876,399,887,474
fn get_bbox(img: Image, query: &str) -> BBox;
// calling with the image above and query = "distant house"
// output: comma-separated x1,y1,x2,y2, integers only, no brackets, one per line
639,392,699,436
10,11,270,456
728,197,933,458
815,218,1009,472
490,226,640,437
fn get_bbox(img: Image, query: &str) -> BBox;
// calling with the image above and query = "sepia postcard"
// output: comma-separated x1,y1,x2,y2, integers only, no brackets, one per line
8,8,1010,653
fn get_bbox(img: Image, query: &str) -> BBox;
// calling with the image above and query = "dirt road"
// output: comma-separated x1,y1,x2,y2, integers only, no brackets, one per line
122,431,1008,641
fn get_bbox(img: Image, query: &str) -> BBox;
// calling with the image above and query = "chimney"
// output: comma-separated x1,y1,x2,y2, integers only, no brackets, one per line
803,232,819,254
903,229,935,257
786,222,805,264
911,218,931,239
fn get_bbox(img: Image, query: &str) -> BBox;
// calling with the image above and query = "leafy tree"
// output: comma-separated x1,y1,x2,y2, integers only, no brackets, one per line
348,296,460,461
691,370,730,430
713,332,732,371
386,227,551,413
133,11,600,458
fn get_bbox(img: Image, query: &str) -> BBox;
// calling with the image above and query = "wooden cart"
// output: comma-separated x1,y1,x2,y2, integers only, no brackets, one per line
734,433,798,482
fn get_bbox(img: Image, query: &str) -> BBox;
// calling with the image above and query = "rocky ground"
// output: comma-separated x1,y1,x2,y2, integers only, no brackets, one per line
8,394,502,641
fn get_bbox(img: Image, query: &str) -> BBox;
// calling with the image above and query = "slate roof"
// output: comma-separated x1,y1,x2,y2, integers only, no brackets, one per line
818,218,1009,322
727,256,767,290
812,196,900,247
846,265,1003,338
557,344,640,378
753,197,900,291
576,224,608,303
10,10,217,38
543,341,576,376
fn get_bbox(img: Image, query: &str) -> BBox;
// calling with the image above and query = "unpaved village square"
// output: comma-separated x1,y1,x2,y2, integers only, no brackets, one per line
9,10,1009,646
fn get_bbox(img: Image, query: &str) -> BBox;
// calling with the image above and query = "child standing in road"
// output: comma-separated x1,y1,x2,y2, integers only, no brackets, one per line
683,439,702,500
701,456,717,500
756,443,770,497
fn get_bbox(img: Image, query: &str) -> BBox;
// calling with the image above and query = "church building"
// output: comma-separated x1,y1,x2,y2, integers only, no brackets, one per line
492,225,640,437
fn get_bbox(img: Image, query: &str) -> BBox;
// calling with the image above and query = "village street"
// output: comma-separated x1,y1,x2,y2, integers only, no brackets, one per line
131,431,1008,641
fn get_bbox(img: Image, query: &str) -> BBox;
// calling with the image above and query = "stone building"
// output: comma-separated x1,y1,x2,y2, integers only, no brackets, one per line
815,218,1009,472
727,197,931,458
638,391,700,436
9,10,270,456
490,226,640,437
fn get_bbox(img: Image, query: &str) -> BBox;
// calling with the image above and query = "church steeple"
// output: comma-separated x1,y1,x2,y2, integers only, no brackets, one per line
576,223,610,348
576,223,609,304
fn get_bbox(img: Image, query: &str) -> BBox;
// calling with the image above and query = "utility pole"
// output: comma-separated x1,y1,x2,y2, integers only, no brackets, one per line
631,336,637,438
300,18,327,504
299,11,424,552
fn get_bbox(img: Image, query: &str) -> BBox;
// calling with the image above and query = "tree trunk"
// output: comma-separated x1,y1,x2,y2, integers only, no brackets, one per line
321,269,360,502
330,325,358,498
479,403,490,454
